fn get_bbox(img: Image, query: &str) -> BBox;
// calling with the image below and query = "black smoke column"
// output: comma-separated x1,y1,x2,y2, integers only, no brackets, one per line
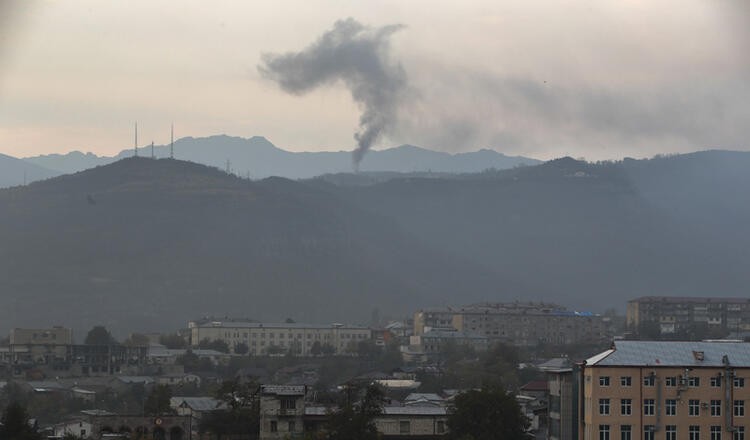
259,18,407,168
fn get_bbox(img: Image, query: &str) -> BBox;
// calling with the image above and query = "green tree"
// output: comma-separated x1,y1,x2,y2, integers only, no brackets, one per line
159,333,187,349
447,386,531,440
323,383,384,440
200,379,260,439
84,325,117,345
321,343,336,356
144,384,175,416
310,341,323,356
198,338,230,353
0,402,42,440
234,342,249,355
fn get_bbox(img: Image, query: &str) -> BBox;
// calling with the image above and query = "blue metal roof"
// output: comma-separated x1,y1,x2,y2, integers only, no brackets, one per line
587,341,750,367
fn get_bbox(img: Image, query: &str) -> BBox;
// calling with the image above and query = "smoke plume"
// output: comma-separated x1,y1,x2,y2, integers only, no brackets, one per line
259,18,407,167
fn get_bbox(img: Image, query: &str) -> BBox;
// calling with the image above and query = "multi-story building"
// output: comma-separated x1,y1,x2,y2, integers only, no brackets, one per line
259,384,448,439
541,357,578,440
414,303,608,347
10,327,73,345
627,297,750,338
260,385,307,440
579,340,750,440
0,327,148,377
409,330,489,354
188,319,372,356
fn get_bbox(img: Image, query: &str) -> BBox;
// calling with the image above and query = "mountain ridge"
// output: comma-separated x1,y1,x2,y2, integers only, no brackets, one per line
16,135,541,182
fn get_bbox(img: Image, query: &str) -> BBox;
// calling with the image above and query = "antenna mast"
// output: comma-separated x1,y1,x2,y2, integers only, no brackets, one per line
170,123,174,159
134,122,138,157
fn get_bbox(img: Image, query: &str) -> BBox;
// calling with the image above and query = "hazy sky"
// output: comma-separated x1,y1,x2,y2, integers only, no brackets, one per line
0,0,747,160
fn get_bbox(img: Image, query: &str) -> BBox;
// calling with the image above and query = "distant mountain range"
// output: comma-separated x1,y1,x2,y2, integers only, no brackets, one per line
10,135,540,186
0,153,58,188
1,150,749,337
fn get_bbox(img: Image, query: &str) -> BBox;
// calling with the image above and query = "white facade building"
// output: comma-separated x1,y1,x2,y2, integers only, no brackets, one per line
188,320,372,356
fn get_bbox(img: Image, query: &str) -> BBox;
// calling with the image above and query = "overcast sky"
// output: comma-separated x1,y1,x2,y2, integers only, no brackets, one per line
0,0,747,160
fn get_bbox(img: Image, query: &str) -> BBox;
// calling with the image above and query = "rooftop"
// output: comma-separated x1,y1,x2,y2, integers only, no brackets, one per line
261,385,306,396
585,341,750,367
193,321,368,330
630,296,750,304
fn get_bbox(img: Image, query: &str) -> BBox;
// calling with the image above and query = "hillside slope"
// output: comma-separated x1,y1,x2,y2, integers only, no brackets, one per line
0,158,512,336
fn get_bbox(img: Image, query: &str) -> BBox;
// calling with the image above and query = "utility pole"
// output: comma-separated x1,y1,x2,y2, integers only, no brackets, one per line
151,141,155,159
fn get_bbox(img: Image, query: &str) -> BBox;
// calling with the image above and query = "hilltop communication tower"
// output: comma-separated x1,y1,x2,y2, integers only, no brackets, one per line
170,123,174,159
134,122,139,157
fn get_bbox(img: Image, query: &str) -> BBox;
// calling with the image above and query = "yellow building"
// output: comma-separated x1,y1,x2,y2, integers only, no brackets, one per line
581,341,750,440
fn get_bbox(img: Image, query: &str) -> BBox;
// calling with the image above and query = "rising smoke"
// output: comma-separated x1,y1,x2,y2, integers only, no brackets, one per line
259,18,407,167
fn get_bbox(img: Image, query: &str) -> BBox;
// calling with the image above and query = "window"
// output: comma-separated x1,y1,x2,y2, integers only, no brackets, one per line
288,421,295,433
621,425,632,440
399,421,410,434
734,426,745,440
644,375,656,386
736,377,746,388
600,399,611,415
600,376,611,387
644,426,655,440
600,425,611,440
644,399,655,416
281,398,296,410
666,426,677,440
270,421,278,433
690,400,701,416
736,400,745,417
711,377,722,387
712,400,722,417
666,377,677,387
621,376,632,387
711,426,721,440
666,399,677,416
690,426,700,440
689,377,701,387
621,399,632,416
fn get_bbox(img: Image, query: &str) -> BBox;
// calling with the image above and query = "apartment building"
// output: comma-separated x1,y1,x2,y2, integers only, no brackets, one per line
414,303,607,347
580,340,750,440
627,297,750,338
188,320,372,356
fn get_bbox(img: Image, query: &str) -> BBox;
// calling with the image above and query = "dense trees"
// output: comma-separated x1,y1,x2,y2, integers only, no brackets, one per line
447,386,531,440
144,385,174,416
84,326,117,345
322,383,385,440
199,379,260,440
0,402,41,440
159,333,187,349
197,338,230,353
